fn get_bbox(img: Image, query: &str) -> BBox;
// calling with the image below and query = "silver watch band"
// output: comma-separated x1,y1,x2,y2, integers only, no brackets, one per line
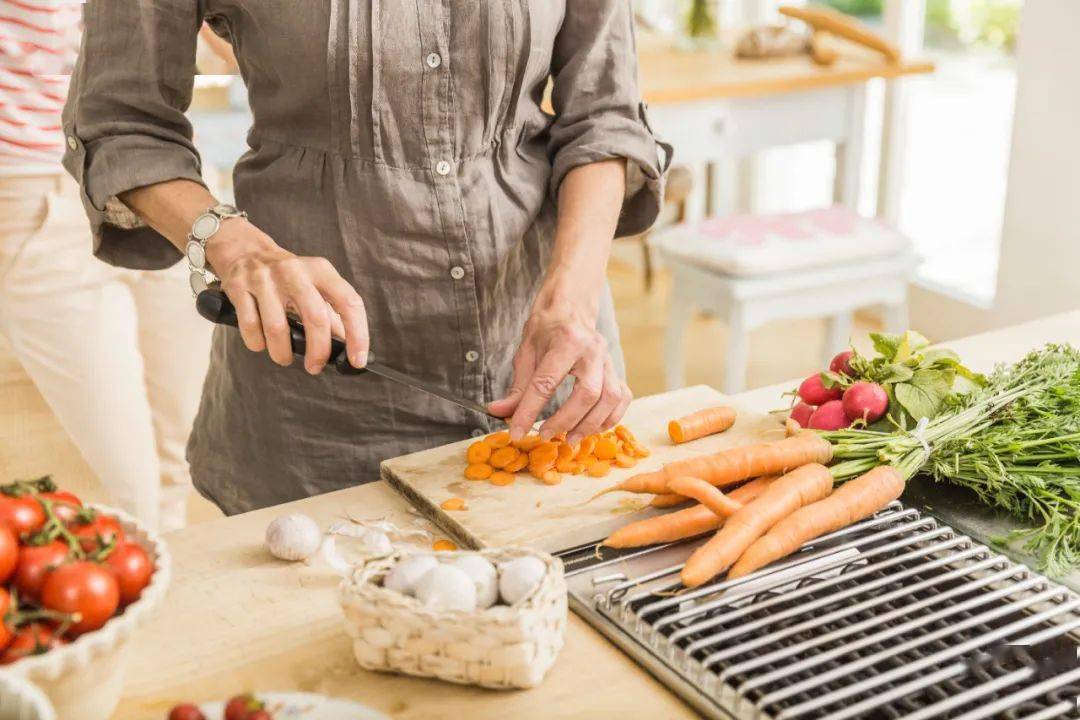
186,204,247,296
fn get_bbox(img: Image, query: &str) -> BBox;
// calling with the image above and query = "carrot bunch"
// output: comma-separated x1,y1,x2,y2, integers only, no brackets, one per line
463,425,650,488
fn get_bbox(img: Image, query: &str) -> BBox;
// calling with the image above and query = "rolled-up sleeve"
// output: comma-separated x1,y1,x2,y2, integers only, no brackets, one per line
62,1,206,269
547,0,673,238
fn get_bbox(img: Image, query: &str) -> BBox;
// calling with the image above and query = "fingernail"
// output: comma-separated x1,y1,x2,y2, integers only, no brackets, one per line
510,426,525,441
354,350,368,367
307,363,323,375
567,432,581,445
539,428,553,442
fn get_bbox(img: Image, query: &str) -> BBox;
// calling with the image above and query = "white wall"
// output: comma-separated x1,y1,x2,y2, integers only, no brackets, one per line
911,0,1080,340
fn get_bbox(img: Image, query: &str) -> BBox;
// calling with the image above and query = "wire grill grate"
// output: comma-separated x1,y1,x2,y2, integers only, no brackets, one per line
562,503,1080,720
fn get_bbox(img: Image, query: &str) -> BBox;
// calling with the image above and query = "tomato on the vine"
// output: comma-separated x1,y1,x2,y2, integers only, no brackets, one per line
41,561,120,635
105,541,153,605
0,622,63,664
0,495,45,536
40,490,82,524
13,540,70,600
70,513,124,553
0,525,17,584
0,587,12,650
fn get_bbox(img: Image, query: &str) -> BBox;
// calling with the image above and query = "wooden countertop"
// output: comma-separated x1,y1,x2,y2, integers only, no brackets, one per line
638,33,934,105
114,310,1080,718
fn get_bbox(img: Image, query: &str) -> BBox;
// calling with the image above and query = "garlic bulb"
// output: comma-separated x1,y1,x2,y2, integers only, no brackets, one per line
415,564,478,612
265,513,322,561
498,556,546,606
450,555,499,608
384,554,438,597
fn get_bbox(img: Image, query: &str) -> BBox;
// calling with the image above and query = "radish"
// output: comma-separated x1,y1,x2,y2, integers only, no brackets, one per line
829,350,855,377
798,374,842,406
842,381,889,423
808,400,851,430
789,402,816,428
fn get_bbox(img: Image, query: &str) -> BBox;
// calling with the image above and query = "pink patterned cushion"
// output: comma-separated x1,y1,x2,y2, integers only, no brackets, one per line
653,205,913,277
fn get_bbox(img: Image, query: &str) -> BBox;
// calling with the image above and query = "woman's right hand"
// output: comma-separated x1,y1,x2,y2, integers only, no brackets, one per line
205,220,369,374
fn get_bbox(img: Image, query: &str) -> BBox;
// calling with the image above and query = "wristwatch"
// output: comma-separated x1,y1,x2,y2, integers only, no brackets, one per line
186,204,247,296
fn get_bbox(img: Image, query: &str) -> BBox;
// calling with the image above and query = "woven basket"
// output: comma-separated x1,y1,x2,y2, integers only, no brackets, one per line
339,547,566,689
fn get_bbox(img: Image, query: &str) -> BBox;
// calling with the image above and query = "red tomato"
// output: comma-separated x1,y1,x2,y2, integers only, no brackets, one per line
0,587,12,650
0,525,17,584
105,542,154,605
41,561,120,635
0,495,46,536
70,513,124,553
39,490,83,524
13,540,70,600
0,622,64,664
224,695,262,720
167,704,206,720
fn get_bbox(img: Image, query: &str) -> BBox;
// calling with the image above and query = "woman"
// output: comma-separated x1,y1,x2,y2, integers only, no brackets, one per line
63,2,670,515
0,2,231,531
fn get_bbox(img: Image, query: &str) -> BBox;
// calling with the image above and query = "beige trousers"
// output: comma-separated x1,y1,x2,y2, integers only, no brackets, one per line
0,174,211,532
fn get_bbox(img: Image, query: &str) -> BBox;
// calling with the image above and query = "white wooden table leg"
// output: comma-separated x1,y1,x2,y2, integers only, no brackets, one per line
723,305,749,395
883,302,910,333
834,83,869,211
825,311,854,364
664,274,693,390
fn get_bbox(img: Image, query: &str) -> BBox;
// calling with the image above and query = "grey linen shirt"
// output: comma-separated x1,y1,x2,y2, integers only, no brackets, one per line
62,0,671,514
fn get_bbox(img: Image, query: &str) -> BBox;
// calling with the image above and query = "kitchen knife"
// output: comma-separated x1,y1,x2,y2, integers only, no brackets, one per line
195,287,500,420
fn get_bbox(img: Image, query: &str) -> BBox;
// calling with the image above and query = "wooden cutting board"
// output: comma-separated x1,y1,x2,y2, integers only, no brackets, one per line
381,385,785,553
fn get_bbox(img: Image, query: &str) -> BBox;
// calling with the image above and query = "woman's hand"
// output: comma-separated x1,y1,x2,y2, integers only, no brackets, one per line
489,284,631,444
206,220,369,374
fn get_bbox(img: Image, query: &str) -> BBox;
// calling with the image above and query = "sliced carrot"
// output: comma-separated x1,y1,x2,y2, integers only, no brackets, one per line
594,437,618,460
433,539,458,551
529,442,559,466
464,463,493,480
503,452,530,473
490,471,516,486
557,442,575,463
575,436,597,460
614,452,637,469
555,458,580,474
440,497,467,511
668,406,737,444
629,441,651,458
512,434,542,451
486,431,511,448
466,441,492,464
489,446,520,470
614,425,637,444
586,459,611,478
541,470,563,486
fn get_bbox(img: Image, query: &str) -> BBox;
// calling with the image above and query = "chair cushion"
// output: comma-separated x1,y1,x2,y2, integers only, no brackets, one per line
651,205,913,277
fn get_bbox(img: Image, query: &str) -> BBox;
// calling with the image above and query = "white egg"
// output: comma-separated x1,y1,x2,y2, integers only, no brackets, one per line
498,556,547,606
384,554,438,597
264,513,322,561
449,555,499,609
415,564,478,612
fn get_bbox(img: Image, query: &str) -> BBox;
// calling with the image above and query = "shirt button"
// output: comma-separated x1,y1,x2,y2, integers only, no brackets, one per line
426,52,442,69
465,350,480,363
450,266,465,280
471,428,486,438
435,160,452,176
66,136,78,151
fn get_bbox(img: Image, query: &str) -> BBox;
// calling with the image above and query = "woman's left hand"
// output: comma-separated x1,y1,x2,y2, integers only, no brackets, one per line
489,290,631,445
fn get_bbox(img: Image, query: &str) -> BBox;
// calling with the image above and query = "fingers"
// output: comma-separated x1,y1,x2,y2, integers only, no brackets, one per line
251,283,292,366
488,342,536,420
601,380,633,432
565,358,627,444
288,284,332,374
509,343,578,440
231,290,266,353
539,340,605,442
314,264,369,368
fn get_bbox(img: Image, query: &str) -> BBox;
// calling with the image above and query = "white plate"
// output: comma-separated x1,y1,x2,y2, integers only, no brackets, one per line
198,693,387,720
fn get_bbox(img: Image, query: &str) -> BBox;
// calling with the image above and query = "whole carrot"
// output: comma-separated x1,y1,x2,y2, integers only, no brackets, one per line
603,475,777,548
649,493,690,508
681,463,833,588
667,477,742,518
668,406,737,444
593,432,833,499
728,465,904,579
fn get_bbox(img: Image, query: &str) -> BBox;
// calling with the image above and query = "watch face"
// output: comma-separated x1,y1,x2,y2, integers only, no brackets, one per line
186,240,207,270
191,213,221,241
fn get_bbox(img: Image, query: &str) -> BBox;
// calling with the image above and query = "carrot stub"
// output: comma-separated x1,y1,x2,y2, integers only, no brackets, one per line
489,471,516,486
466,441,492,464
668,406,737,444
728,465,904,579
681,463,834,588
464,463,493,480
604,475,776,548
667,476,742,518
440,497,467,511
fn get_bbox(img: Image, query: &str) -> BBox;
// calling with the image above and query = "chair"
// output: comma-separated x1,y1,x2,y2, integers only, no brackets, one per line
652,205,918,394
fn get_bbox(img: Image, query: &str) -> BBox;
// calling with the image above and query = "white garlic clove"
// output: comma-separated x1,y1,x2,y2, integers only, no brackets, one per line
498,556,547,606
265,513,322,561
449,555,499,609
384,554,438,597
415,564,478,612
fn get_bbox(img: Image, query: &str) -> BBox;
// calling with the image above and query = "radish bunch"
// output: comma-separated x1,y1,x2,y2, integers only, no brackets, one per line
790,351,889,430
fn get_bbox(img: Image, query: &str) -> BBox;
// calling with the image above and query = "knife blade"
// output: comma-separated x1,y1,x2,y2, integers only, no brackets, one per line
195,287,501,421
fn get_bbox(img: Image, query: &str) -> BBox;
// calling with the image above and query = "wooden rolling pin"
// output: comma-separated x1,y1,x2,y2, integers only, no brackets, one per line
780,5,901,63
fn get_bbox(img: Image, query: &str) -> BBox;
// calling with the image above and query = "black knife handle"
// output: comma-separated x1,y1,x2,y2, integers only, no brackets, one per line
195,287,368,375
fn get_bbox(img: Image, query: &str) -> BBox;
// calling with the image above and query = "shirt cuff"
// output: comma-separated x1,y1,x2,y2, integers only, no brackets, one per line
549,102,674,238
63,131,208,270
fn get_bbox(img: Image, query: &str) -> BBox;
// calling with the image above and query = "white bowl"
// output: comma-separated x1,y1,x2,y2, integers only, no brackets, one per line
6,504,171,720
0,674,55,720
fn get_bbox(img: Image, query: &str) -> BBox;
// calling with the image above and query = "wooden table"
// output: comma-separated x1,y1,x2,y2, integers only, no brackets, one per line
113,311,1080,718
637,33,934,215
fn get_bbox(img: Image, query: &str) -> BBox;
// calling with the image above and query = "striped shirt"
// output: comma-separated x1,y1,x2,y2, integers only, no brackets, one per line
0,0,82,174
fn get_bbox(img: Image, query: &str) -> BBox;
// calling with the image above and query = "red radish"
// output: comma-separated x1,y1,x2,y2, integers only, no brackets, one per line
808,400,851,430
842,381,889,423
789,402,816,428
798,375,842,406
830,350,855,377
